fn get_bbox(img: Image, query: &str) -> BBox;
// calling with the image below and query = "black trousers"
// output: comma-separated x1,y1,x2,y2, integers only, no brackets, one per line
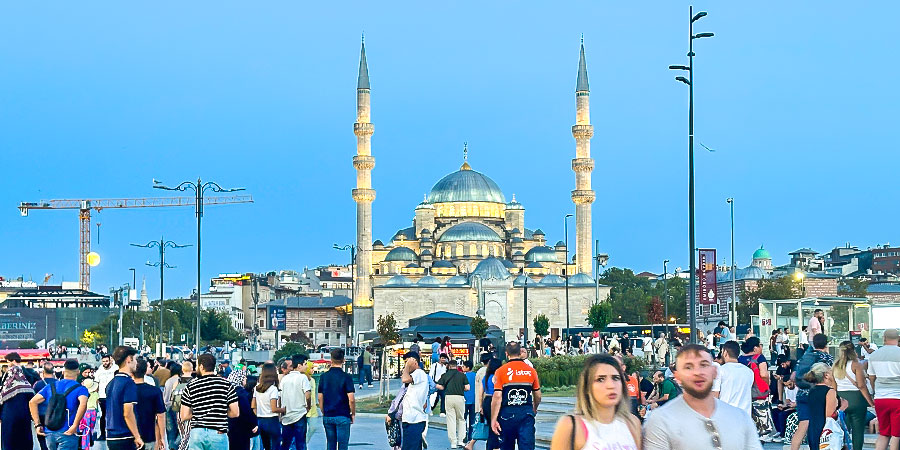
464,403,475,441
99,398,108,439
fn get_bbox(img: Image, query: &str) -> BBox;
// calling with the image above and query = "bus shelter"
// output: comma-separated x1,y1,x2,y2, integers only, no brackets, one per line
759,297,871,355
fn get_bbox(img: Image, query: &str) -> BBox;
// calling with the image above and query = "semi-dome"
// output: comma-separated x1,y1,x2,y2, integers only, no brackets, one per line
405,262,419,268
445,275,469,285
384,246,417,262
500,259,515,269
538,274,565,286
555,241,566,247
439,222,502,242
428,167,506,204
526,262,544,268
568,273,596,286
525,246,557,263
471,257,511,280
373,240,384,247
432,260,455,268
513,274,536,286
383,275,414,286
753,246,771,260
417,275,441,286
717,265,769,282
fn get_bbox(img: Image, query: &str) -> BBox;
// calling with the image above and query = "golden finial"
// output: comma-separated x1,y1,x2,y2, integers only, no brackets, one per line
461,142,471,170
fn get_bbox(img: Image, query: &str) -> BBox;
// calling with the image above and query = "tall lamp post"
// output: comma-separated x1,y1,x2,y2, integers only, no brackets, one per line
131,238,190,353
663,260,669,336
153,178,245,352
333,244,356,345
594,240,609,305
564,213,573,336
727,198,736,326
669,6,714,343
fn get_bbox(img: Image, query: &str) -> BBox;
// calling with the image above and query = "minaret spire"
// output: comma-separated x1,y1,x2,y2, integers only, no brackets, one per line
352,37,376,333
572,37,595,275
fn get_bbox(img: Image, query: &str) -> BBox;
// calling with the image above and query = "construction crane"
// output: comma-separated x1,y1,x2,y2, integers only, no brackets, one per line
18,195,254,291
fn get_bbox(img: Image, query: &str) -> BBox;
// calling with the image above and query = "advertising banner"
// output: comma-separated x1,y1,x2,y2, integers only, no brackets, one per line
698,248,717,305
267,305,286,331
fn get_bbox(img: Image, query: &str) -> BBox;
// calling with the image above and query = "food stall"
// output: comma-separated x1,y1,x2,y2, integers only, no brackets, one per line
758,296,871,356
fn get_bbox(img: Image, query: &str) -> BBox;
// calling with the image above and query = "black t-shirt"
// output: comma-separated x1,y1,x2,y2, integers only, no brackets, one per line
135,383,166,442
317,367,355,418
437,369,468,396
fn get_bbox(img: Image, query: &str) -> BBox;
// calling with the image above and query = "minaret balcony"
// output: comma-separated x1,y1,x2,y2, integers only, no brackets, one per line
571,190,596,205
352,188,376,203
571,158,594,173
354,122,374,136
353,155,376,170
571,124,594,139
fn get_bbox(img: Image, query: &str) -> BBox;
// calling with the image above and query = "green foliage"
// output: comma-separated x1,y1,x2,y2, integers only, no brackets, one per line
273,342,309,362
624,356,646,375
18,340,37,349
587,302,613,331
470,316,489,340
599,267,687,325
200,309,245,345
533,314,550,337
376,314,400,346
740,276,800,324
532,355,588,388
839,278,869,298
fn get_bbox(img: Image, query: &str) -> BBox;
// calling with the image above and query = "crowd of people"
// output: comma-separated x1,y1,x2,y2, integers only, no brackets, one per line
0,346,359,450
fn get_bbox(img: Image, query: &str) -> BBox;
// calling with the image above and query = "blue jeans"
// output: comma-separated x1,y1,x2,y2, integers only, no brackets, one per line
46,432,80,450
280,417,307,450
257,417,282,450
322,416,351,450
400,422,426,450
188,428,230,450
358,365,372,386
167,410,180,450
498,408,535,450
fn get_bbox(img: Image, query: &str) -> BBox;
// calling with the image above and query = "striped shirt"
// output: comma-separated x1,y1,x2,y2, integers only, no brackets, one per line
181,375,238,432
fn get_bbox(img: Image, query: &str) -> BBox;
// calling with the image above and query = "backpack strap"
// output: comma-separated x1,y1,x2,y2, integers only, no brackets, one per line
62,383,80,397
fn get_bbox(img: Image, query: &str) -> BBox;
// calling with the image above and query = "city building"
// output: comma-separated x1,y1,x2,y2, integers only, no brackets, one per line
871,244,900,275
350,39,603,336
255,296,351,347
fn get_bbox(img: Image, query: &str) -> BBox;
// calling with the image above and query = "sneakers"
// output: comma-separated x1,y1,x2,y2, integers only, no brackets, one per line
440,413,446,417
368,384,374,388
359,384,364,389
760,434,773,443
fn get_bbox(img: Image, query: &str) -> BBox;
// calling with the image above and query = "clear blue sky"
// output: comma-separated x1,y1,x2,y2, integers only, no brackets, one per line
2,2,898,299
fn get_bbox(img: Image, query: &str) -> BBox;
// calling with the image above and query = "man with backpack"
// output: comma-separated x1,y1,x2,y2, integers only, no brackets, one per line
738,336,775,442
33,362,59,450
790,333,834,450
28,359,89,450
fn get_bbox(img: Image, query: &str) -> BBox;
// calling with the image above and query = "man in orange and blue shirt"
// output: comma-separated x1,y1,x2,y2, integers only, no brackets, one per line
490,342,541,450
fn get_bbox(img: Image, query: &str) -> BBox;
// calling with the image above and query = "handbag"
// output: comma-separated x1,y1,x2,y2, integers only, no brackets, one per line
471,413,489,441
819,417,844,450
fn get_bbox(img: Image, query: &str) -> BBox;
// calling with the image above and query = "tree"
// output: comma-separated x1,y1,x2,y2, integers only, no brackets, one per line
200,310,245,345
587,302,613,332
599,267,687,325
740,277,799,324
18,340,37,349
81,330,100,347
533,314,550,357
839,278,869,298
273,342,308,362
376,314,400,400
470,316,489,341
647,296,664,325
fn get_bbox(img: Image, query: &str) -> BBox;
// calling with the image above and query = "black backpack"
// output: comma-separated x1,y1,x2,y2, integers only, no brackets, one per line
45,382,80,431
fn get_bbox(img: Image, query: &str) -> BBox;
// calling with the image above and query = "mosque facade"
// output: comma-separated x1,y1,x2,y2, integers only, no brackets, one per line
351,40,607,339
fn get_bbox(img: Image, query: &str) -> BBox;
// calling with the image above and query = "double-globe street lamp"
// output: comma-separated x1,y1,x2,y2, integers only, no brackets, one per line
669,6,714,343
564,213,573,336
131,238,190,352
153,178,245,352
333,244,356,344
727,198,737,326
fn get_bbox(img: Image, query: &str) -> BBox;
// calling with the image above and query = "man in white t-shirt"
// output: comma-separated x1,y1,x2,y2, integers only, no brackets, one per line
712,341,754,414
281,354,312,450
859,338,878,361
867,328,900,450
401,352,429,450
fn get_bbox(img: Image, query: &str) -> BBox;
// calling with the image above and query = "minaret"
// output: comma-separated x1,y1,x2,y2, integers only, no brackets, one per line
139,276,150,312
571,37,595,275
352,37,376,333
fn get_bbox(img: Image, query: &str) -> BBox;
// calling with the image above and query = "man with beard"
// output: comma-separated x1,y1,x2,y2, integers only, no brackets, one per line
95,353,117,441
643,344,762,450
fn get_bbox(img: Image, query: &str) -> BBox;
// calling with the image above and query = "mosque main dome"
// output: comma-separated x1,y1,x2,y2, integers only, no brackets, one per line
427,164,506,204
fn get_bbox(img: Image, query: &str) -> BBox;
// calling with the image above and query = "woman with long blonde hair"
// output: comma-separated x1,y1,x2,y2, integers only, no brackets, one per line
833,341,874,450
549,354,641,450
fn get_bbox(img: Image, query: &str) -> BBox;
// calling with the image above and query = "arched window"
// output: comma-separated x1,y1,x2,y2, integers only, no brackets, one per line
469,244,477,256
481,244,488,256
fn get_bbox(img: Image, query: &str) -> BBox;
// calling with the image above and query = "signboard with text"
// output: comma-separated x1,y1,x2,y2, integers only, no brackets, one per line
698,249,717,305
267,305,286,331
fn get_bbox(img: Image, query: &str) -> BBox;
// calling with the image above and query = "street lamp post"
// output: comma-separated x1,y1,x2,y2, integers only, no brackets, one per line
564,213,573,337
333,244,356,345
663,260,669,336
131,238,190,354
727,198,736,326
153,178,245,353
594,239,609,305
669,6,714,343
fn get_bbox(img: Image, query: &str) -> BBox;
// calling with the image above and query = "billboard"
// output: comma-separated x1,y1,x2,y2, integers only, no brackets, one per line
267,305,286,331
698,248,717,305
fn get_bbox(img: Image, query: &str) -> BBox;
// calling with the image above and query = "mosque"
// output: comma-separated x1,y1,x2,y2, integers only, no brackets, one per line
349,39,609,340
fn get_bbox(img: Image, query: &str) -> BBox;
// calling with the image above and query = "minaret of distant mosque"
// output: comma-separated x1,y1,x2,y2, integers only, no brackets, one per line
352,36,376,333
139,276,150,312
572,37,595,275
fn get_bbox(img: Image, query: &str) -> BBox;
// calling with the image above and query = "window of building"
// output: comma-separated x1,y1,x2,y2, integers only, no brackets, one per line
337,333,341,341
326,319,331,328
308,319,314,327
325,332,330,340
308,332,313,339
337,319,342,328
697,304,703,317
710,303,719,315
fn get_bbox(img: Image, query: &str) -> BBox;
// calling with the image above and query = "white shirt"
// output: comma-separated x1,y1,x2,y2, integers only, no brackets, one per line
280,371,311,424
95,365,117,399
643,396,763,450
402,369,429,424
867,345,900,400
712,361,754,414
784,386,798,403
430,362,447,382
860,342,878,360
799,331,809,346
253,385,280,418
